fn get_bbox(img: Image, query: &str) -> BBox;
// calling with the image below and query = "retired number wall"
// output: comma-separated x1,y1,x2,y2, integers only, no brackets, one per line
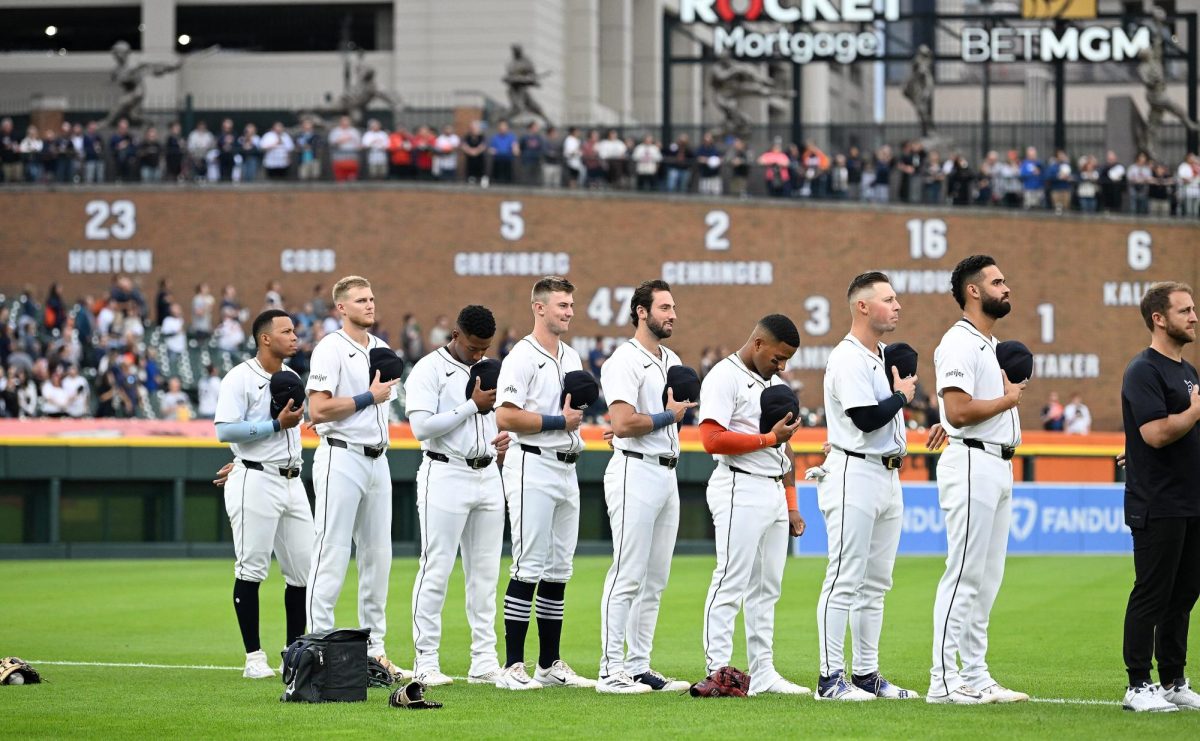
3,188,1198,431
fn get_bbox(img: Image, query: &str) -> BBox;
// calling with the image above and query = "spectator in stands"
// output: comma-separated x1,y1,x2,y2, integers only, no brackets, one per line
161,302,186,364
215,307,246,352
4,366,37,418
1020,146,1044,209
142,346,160,393
870,144,893,202
843,145,863,201
587,336,607,378
186,120,215,183
264,281,283,310
362,119,390,180
563,126,583,187
695,132,723,195
0,117,21,184
433,124,460,181
259,121,295,180
197,364,220,419
829,153,849,200
461,121,487,184
39,366,71,418
237,123,261,183
1099,150,1126,213
1179,152,1200,218
164,121,186,181
519,121,545,185
923,150,945,204
190,283,214,340
1077,155,1100,213
975,150,997,206
726,138,750,198
55,122,78,183
599,129,628,189
44,282,66,333
159,376,192,420
580,129,605,189
1048,149,1074,215
632,134,662,192
947,154,974,206
428,314,452,348
995,149,1021,208
1127,151,1152,215
387,125,414,179
93,360,118,418
498,327,518,360
897,140,919,203
62,363,89,418
39,127,62,184
1041,391,1065,431
295,119,322,181
401,313,424,359
758,140,791,198
1149,162,1176,217
154,279,173,327
665,133,693,193
20,124,44,182
488,119,518,185
215,118,237,182
412,125,436,179
1063,392,1091,435
327,115,362,182
220,283,241,315
136,125,163,183
542,125,563,187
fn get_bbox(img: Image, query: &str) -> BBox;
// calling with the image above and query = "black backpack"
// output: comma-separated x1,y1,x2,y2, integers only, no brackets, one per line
280,628,369,703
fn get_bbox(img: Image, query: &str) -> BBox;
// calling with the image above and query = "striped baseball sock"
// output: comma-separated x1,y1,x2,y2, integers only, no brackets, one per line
503,579,536,668
536,580,566,669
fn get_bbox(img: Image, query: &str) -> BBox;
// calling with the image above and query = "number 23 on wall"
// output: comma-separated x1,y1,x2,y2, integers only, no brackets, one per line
85,199,137,240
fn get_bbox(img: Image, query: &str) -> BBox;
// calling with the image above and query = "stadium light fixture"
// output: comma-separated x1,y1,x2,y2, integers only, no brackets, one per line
45,25,57,37
178,34,191,46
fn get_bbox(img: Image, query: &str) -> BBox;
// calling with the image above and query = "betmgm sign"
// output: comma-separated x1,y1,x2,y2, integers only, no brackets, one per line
680,0,1155,65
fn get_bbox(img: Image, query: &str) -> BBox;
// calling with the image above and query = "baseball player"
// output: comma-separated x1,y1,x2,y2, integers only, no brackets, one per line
304,275,408,681
699,314,808,696
813,272,945,701
928,255,1028,704
494,276,595,690
596,280,695,694
405,305,511,687
215,309,311,679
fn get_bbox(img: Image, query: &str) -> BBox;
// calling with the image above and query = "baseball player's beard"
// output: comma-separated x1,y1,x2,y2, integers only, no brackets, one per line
981,296,1012,319
1166,323,1196,346
646,317,672,340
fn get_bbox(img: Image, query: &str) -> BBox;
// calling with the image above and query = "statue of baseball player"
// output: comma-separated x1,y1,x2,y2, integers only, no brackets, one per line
214,309,311,679
493,276,595,690
404,305,511,687
698,315,809,696
304,275,409,682
927,255,1028,704
810,272,946,701
596,280,696,694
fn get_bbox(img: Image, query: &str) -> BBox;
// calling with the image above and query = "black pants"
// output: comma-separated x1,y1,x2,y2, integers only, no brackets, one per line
1123,516,1200,686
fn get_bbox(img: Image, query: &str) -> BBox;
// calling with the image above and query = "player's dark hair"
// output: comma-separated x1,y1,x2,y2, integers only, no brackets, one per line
846,271,891,301
758,314,800,348
629,279,672,327
531,276,575,303
457,304,496,339
950,254,997,309
1140,281,1193,331
252,309,290,345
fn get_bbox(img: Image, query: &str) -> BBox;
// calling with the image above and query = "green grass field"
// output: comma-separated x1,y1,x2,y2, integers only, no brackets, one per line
5,555,1199,738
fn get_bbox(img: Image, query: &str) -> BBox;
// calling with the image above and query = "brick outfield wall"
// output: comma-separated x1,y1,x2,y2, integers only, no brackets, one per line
3,185,1198,431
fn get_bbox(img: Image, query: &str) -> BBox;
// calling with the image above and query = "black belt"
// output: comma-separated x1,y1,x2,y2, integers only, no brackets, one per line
963,438,1017,461
425,451,494,470
842,449,904,471
328,437,386,459
622,450,678,470
242,460,302,479
726,465,785,482
520,444,579,464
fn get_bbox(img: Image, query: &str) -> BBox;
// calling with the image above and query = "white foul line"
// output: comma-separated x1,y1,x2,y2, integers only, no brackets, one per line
29,659,1124,706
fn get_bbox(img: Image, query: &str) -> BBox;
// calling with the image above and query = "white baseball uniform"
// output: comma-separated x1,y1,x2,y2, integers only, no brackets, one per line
305,329,395,656
816,336,906,678
215,359,312,586
598,339,682,678
405,347,504,677
929,318,1021,696
495,335,584,584
699,354,792,693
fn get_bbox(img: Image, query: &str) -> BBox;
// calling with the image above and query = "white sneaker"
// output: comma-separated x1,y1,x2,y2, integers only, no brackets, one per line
1161,679,1200,709
748,676,811,696
1123,682,1178,712
815,671,875,701
979,683,1029,703
633,669,690,692
495,662,541,691
414,669,454,687
535,659,597,688
926,684,994,705
597,671,653,695
243,650,275,679
468,669,503,685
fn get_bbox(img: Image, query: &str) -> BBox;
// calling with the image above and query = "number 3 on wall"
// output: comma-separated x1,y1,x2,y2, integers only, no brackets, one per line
85,199,136,240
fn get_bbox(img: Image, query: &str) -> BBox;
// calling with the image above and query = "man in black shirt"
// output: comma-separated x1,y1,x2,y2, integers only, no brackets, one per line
1119,281,1200,712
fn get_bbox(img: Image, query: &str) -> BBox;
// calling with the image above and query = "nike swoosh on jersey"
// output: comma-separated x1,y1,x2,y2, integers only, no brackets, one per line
643,362,653,368
258,383,267,390
746,381,755,388
979,345,986,351
349,352,357,358
538,362,546,368
445,371,454,377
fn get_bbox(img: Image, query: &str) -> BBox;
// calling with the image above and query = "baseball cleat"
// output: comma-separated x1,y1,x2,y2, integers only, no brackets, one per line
495,662,542,691
815,671,875,701
979,683,1029,703
926,684,995,705
467,669,504,685
535,659,597,688
748,676,811,696
1123,682,1178,712
852,672,920,699
242,650,275,679
597,671,653,694
414,669,454,687
1160,679,1200,710
633,669,690,692
371,654,413,683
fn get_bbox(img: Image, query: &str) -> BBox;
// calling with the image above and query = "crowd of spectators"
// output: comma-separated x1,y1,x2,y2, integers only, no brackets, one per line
3,114,1198,218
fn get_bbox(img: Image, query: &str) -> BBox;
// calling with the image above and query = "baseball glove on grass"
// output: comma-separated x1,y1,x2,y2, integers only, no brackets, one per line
689,666,750,698
389,680,442,710
367,656,397,688
1,657,41,685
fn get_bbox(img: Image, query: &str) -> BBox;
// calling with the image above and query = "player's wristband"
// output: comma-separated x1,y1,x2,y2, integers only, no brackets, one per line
352,391,374,412
650,410,676,431
784,485,798,512
761,434,776,449
540,414,566,431
272,419,281,433
894,390,908,405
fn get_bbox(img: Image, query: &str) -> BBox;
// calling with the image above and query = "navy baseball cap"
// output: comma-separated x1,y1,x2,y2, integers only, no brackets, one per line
884,342,918,391
369,348,405,384
662,365,701,407
759,384,799,434
561,370,600,410
996,340,1034,383
270,371,305,419
465,358,502,412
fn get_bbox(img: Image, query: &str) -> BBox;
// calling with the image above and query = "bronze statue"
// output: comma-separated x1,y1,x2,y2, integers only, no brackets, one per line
707,57,789,140
502,44,552,126
903,45,935,138
302,50,402,128
1137,4,1198,160
100,41,188,128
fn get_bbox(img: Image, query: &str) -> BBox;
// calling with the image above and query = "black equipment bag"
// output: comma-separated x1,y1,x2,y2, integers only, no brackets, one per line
280,628,370,703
